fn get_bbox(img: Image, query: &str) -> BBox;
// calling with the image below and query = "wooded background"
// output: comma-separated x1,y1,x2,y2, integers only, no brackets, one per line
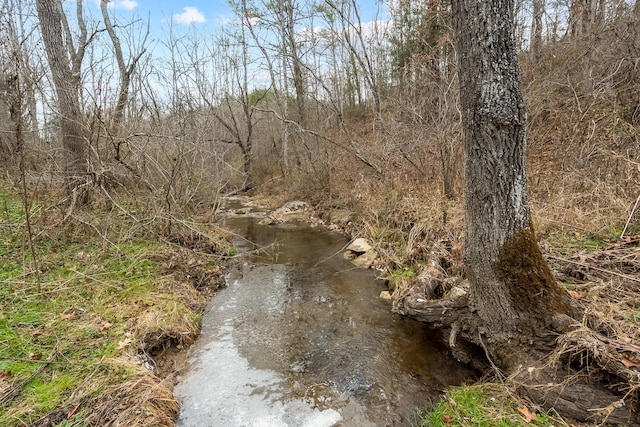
1,0,638,233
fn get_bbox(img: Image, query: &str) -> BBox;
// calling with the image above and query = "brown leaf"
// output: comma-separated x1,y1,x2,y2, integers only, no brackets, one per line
517,406,537,423
568,290,586,299
28,352,42,361
59,312,75,320
620,356,640,369
117,338,133,350
100,321,113,331
439,413,453,425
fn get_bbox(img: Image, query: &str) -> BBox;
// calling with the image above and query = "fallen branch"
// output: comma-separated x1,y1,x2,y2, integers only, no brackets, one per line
548,254,640,283
558,327,640,388
515,359,640,426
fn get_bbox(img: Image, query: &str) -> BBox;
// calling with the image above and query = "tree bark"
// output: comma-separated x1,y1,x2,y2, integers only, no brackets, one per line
36,0,88,203
452,0,574,368
100,0,148,130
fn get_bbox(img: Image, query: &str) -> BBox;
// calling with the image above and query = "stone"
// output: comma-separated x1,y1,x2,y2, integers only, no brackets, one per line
344,238,376,268
346,238,372,254
350,251,377,268
274,201,308,214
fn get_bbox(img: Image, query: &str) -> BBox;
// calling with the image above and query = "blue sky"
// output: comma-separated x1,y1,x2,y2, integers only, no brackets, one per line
88,0,233,30
79,0,392,97
88,0,388,33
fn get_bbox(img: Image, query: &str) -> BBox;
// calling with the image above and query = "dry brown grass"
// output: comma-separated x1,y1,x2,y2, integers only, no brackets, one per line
84,356,179,427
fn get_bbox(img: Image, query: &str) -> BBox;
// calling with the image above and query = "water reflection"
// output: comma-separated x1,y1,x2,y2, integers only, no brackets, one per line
175,207,475,426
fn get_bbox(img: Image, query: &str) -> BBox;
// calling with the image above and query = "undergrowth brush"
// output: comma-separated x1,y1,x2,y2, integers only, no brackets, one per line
270,129,640,425
0,184,227,426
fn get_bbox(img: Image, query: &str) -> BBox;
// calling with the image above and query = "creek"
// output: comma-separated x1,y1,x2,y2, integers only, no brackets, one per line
174,198,475,426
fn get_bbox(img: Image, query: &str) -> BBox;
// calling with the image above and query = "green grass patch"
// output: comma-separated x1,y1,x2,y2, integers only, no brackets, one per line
0,184,223,426
546,230,614,253
388,266,417,289
417,384,559,427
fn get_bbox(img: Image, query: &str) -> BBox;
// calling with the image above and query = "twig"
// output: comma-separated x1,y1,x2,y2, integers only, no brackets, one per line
1,357,70,365
0,346,58,406
478,332,505,381
314,236,359,267
547,254,640,283
621,194,640,240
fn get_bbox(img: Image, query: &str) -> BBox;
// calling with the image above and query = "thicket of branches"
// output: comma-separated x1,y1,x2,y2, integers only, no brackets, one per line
0,0,638,231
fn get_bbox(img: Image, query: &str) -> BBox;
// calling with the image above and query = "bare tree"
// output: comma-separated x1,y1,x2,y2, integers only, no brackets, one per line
325,0,386,127
188,5,257,191
35,0,92,202
531,0,544,62
568,0,606,37
272,0,307,128
100,0,150,129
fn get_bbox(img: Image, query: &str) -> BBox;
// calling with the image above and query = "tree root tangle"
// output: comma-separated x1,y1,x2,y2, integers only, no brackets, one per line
398,288,640,424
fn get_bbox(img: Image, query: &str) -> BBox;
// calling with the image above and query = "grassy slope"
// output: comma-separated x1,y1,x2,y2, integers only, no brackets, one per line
0,186,226,426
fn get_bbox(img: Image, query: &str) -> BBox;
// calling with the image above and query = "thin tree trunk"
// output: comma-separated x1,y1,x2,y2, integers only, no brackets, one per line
531,0,544,64
283,0,306,129
36,0,88,203
100,0,148,130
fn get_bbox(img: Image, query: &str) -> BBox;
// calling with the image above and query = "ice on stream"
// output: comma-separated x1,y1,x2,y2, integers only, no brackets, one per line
175,294,343,427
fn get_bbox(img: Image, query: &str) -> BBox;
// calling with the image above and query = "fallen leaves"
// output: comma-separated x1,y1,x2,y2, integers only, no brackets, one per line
117,332,134,350
620,356,640,369
567,290,587,299
0,370,11,387
439,413,453,425
99,321,113,331
517,405,537,423
117,338,133,350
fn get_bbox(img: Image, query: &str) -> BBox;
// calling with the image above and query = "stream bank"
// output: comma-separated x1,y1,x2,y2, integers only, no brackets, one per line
172,197,477,426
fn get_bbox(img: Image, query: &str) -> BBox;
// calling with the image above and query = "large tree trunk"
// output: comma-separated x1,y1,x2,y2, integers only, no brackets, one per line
396,0,640,423
36,0,88,203
452,0,574,369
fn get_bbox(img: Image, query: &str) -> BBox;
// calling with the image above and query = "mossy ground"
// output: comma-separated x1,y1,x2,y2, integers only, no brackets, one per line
0,185,227,426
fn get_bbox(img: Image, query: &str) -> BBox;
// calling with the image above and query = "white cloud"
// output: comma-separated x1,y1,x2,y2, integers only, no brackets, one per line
114,0,137,10
215,14,232,26
173,6,206,24
95,0,138,10
214,14,259,27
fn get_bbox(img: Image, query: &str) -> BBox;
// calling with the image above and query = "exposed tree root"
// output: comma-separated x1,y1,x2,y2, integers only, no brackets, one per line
514,359,640,426
393,243,640,425
399,290,640,424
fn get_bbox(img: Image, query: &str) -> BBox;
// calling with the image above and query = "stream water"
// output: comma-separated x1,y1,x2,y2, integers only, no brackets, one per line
174,198,476,426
